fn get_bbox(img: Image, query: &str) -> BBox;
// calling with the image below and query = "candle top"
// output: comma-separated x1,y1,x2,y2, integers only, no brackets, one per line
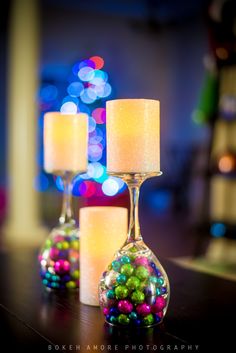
44,112,88,120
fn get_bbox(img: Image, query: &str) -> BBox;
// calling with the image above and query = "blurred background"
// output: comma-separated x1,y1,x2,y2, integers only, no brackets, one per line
0,0,236,277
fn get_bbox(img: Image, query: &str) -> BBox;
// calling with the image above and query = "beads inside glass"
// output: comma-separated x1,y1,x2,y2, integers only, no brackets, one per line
38,223,80,290
99,243,170,327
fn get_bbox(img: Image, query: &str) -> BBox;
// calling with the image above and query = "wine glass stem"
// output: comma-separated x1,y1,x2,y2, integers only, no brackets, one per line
59,172,75,225
127,183,142,242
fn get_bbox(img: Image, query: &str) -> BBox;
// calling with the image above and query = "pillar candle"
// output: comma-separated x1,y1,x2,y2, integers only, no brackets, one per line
79,207,128,306
44,112,88,173
106,99,160,173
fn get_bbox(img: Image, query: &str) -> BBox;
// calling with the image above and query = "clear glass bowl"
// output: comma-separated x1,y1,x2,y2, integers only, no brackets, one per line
99,240,170,327
38,223,80,290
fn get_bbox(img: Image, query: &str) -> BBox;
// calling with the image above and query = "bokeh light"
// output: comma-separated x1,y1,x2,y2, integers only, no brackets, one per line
102,177,120,196
92,108,106,124
60,101,78,114
79,181,96,197
55,176,64,192
89,56,104,70
218,154,235,173
67,82,84,97
210,223,226,237
78,67,95,82
34,173,49,192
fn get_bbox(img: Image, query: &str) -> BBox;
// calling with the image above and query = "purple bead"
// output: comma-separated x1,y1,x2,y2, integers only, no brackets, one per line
154,314,161,323
161,287,167,294
109,307,119,316
61,274,71,283
136,303,151,316
134,319,141,326
118,300,133,314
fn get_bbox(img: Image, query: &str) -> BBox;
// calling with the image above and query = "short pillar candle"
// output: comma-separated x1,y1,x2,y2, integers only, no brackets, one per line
106,99,160,173
44,112,88,173
79,207,128,306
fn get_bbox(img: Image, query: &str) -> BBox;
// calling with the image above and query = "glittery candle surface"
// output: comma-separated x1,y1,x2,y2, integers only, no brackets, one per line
79,207,128,306
106,99,160,173
44,112,88,173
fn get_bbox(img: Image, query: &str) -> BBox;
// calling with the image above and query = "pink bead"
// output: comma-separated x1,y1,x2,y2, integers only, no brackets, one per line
54,235,64,243
136,303,151,316
151,297,166,313
49,247,60,260
54,259,70,274
118,300,133,314
158,311,163,318
134,256,149,267
103,307,109,315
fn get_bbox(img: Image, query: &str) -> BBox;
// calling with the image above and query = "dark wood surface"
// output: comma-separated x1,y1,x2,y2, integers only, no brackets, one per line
0,250,235,353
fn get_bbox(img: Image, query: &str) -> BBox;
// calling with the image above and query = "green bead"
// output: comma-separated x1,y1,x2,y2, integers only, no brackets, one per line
129,246,138,253
108,264,112,270
156,278,164,286
149,276,158,284
120,264,134,277
66,281,77,289
110,316,117,324
115,285,128,299
118,314,130,325
135,266,149,280
117,274,127,285
42,279,48,286
131,290,145,304
107,289,115,299
112,260,121,272
72,270,80,279
126,276,140,290
71,240,79,250
129,312,138,320
120,256,131,264
129,254,136,262
45,239,52,248
62,241,69,250
52,275,60,282
56,242,63,250
156,288,162,296
143,314,154,326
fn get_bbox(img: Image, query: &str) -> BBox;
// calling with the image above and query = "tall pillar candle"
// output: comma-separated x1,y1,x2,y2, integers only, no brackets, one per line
80,207,128,306
106,99,160,173
44,112,88,173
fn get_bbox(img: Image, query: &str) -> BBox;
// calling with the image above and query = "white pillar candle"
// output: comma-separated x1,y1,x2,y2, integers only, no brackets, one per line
44,112,88,173
79,207,128,306
106,99,160,173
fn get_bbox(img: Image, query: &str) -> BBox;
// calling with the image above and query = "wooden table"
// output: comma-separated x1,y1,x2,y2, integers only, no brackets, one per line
0,250,235,352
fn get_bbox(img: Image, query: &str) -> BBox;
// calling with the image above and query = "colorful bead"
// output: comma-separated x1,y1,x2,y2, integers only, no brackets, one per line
151,297,166,313
136,303,151,316
66,281,77,289
105,270,119,288
156,288,162,296
103,307,109,315
149,276,158,284
72,270,80,279
71,240,79,250
120,256,131,264
49,247,60,260
54,259,70,274
118,300,133,314
115,285,128,299
143,314,154,326
156,277,164,286
135,266,149,280
118,314,130,325
120,264,134,277
126,276,140,291
110,316,117,324
129,312,138,320
116,274,127,285
134,256,149,267
107,289,115,299
109,307,119,316
131,290,145,304
112,260,121,272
